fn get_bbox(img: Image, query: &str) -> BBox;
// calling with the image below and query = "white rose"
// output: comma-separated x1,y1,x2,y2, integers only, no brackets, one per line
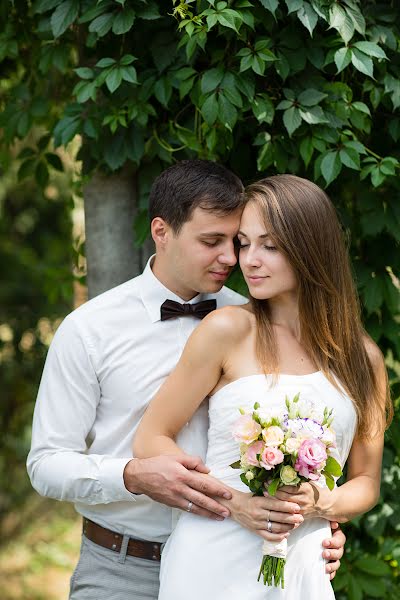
321,427,336,447
285,437,302,453
262,426,285,446
256,408,273,426
245,470,255,481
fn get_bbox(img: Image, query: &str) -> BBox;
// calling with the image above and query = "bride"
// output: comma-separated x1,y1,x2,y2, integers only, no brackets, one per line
133,175,391,599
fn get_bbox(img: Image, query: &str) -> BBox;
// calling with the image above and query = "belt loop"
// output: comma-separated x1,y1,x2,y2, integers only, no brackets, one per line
118,534,130,564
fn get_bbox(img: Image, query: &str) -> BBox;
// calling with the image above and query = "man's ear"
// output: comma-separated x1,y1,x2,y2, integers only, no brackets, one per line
151,217,171,247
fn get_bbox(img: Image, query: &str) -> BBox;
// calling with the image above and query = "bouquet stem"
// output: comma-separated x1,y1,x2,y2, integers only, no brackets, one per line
258,555,286,588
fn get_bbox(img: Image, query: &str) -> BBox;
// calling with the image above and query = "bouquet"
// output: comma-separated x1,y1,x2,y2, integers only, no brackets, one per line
230,393,342,589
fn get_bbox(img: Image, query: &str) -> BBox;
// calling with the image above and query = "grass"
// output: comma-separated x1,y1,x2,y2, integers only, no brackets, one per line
0,496,80,600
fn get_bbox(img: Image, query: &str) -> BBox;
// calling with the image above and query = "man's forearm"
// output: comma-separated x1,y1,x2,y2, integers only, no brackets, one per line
27,450,135,504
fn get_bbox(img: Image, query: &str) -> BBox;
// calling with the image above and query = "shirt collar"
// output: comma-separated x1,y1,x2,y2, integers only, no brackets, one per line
140,255,213,323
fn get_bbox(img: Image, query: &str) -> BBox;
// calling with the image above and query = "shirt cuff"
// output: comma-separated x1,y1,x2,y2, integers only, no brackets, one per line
98,457,138,503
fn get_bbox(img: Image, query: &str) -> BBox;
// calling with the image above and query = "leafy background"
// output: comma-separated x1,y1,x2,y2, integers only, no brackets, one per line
0,0,399,598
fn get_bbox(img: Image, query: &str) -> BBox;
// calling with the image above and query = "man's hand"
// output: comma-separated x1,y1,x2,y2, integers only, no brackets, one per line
123,455,232,520
323,522,346,580
227,489,304,542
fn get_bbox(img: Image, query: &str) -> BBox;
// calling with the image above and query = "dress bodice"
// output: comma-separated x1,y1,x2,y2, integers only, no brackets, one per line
206,372,357,488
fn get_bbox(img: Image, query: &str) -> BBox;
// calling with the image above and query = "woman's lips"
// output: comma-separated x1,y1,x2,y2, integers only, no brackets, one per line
247,275,268,284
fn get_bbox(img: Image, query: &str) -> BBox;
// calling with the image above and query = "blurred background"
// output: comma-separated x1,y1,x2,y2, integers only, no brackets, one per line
0,1,399,598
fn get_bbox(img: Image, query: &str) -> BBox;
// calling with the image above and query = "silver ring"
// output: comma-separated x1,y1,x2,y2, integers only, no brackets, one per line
267,519,273,533
186,501,193,513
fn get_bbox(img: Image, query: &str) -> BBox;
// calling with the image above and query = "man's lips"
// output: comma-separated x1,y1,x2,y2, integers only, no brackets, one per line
209,271,230,281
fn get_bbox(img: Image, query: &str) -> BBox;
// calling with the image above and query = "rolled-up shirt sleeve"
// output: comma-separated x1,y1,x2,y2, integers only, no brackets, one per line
27,315,136,504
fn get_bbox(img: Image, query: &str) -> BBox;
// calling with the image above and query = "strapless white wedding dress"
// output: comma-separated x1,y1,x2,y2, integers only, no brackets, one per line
159,372,357,600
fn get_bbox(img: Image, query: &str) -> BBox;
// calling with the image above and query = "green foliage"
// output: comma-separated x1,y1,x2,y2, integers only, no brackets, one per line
0,151,73,521
0,1,399,595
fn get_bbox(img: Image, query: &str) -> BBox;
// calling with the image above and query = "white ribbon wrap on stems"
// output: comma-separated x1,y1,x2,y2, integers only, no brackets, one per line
261,537,287,559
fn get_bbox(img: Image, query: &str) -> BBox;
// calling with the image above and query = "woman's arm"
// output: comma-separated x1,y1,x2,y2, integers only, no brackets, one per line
133,309,232,459
134,307,303,540
275,432,383,522
274,345,387,523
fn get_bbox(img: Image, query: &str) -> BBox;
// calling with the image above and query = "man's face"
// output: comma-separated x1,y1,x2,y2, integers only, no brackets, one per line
163,206,243,299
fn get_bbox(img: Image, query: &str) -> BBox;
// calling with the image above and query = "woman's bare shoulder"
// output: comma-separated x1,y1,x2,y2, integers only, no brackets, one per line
362,334,385,372
199,303,254,343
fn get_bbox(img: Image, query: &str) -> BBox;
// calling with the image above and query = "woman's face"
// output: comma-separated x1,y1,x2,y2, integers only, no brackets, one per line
238,201,298,301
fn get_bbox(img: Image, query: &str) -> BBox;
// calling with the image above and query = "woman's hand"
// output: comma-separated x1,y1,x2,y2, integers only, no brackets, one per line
273,483,330,519
227,488,304,542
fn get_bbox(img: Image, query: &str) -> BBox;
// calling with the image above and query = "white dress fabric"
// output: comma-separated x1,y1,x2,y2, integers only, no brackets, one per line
159,372,357,600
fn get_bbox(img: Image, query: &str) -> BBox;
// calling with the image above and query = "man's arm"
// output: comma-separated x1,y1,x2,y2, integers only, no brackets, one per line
27,315,232,518
27,315,135,504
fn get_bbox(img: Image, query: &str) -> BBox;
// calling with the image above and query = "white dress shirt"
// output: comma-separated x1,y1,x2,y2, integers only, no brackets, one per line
27,257,245,542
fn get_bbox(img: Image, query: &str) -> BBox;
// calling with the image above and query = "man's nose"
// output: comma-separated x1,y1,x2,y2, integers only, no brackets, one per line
219,242,237,267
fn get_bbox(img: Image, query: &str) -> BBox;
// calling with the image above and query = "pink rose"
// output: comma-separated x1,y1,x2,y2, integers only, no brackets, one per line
260,446,284,470
245,441,264,466
232,414,262,444
295,439,327,480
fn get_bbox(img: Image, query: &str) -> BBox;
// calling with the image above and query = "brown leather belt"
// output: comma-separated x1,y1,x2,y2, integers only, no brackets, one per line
82,518,162,561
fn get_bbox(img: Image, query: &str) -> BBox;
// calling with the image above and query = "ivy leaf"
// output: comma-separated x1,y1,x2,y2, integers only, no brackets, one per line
346,5,365,35
45,152,63,171
334,47,351,73
74,67,94,80
298,88,327,106
121,66,138,84
89,13,114,37
363,277,384,313
354,556,391,577
112,8,135,35
299,105,327,124
51,0,79,38
353,41,387,60
252,94,274,124
285,0,302,14
283,106,302,137
105,67,123,93
351,48,374,79
201,93,218,125
218,93,238,130
329,4,354,43
347,574,363,600
258,0,278,16
35,160,49,188
297,2,318,36
53,115,81,146
300,136,313,167
201,67,224,94
34,0,64,14
321,150,342,185
340,147,360,170
154,78,172,106
352,101,371,116
96,57,116,68
384,74,400,110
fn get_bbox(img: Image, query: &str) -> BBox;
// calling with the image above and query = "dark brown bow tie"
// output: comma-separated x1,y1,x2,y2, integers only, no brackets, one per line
160,299,217,321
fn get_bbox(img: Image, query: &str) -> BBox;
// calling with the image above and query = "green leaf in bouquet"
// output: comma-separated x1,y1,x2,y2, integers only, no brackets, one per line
323,472,335,491
324,456,342,477
267,478,280,496
230,460,241,469
254,402,260,410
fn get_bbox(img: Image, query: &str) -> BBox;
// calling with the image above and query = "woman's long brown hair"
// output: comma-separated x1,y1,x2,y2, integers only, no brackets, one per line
246,175,392,438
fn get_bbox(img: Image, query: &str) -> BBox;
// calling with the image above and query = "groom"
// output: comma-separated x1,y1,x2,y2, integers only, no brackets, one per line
27,160,345,599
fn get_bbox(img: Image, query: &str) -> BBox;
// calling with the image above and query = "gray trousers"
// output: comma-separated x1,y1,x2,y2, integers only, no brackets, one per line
69,535,160,600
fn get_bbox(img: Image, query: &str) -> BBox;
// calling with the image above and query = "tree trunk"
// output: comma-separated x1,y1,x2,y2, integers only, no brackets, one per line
84,168,153,299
